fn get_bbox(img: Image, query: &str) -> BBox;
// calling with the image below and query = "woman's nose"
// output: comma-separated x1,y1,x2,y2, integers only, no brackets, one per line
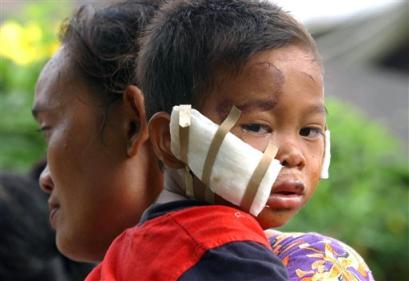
274,136,305,169
39,165,54,193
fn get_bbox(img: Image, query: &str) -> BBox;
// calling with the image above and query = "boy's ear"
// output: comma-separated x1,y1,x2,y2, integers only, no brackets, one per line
148,112,185,169
123,85,149,156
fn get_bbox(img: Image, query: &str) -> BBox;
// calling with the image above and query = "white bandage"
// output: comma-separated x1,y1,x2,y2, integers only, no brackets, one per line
170,105,282,216
320,130,331,179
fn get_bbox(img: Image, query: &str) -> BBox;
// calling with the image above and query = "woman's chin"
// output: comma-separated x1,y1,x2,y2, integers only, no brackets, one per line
56,233,78,260
55,231,99,263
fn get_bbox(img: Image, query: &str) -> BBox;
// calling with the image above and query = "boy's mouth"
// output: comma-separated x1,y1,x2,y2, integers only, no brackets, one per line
267,181,305,210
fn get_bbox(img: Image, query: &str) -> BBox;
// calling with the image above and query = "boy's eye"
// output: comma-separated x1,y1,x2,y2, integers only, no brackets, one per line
240,123,272,135
299,127,323,138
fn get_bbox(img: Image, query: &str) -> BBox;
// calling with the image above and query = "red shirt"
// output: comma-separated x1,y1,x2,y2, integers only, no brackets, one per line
86,203,287,281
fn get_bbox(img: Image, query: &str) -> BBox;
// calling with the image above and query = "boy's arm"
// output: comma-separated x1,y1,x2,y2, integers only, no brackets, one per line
179,241,288,281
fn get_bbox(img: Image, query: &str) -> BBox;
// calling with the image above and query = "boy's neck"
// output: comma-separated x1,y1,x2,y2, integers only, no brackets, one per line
156,169,189,204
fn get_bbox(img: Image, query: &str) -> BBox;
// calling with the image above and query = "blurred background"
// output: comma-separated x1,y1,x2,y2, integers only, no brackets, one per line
0,0,408,280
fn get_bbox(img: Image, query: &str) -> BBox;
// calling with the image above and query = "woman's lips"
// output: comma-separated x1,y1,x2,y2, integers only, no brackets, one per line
48,199,60,230
49,207,59,230
267,181,305,210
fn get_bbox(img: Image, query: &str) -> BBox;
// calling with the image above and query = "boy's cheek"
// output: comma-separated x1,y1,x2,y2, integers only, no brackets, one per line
307,143,326,173
306,163,322,195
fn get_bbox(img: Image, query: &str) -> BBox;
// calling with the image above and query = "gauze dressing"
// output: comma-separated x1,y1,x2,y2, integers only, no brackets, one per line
170,105,282,216
320,130,331,179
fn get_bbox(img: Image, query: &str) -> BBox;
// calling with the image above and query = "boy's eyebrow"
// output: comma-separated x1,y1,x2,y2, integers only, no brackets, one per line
216,97,278,119
236,98,278,112
304,103,327,116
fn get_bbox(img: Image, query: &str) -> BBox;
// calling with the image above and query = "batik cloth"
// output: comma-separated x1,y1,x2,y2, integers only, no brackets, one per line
269,232,375,281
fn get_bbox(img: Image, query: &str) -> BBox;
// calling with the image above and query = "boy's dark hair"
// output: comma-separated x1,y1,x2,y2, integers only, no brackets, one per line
138,0,320,118
59,0,163,106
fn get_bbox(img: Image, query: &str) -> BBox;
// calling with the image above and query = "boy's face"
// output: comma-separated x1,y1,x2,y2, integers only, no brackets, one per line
200,45,325,228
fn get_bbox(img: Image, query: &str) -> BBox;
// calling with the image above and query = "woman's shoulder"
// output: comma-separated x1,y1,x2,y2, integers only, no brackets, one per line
268,231,375,281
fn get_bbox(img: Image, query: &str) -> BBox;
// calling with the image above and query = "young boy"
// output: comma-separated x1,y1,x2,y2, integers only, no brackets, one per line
140,0,326,231
85,0,363,280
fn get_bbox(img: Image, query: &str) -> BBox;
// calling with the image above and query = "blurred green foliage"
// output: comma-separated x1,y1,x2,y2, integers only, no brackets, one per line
0,1,72,171
0,59,45,171
0,2,408,281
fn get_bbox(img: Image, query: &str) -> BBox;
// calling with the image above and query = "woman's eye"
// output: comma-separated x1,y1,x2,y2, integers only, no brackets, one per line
240,123,272,135
299,127,323,138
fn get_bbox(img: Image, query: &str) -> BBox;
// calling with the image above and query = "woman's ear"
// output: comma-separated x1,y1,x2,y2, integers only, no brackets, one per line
123,85,149,156
148,112,185,169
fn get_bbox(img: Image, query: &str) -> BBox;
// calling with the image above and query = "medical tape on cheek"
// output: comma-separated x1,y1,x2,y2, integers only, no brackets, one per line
320,130,331,179
170,105,282,216
178,105,194,198
240,141,278,213
202,106,241,203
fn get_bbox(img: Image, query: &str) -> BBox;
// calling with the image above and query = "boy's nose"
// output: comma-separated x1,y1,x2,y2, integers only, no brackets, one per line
274,137,305,169
39,165,54,193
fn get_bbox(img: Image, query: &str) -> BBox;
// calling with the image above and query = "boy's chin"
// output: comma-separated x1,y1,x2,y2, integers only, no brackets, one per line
214,195,298,229
256,206,298,229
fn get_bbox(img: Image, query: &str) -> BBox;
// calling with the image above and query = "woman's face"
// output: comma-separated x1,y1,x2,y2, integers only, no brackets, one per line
33,48,161,262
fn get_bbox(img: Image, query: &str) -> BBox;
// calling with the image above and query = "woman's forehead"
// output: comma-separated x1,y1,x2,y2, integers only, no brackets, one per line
35,58,67,100
34,49,94,116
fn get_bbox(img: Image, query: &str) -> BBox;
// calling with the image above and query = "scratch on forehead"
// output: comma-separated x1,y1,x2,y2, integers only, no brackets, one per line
301,71,322,85
215,62,284,119
253,61,284,103
244,62,284,107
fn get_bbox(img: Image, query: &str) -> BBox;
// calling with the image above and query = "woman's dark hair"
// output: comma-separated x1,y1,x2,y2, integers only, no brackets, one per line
59,0,163,105
138,0,320,118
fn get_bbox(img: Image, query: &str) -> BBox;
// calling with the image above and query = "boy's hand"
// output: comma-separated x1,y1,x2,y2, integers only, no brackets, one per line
264,229,282,238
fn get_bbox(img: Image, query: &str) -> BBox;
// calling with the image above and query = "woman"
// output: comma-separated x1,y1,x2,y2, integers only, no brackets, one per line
33,0,163,263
